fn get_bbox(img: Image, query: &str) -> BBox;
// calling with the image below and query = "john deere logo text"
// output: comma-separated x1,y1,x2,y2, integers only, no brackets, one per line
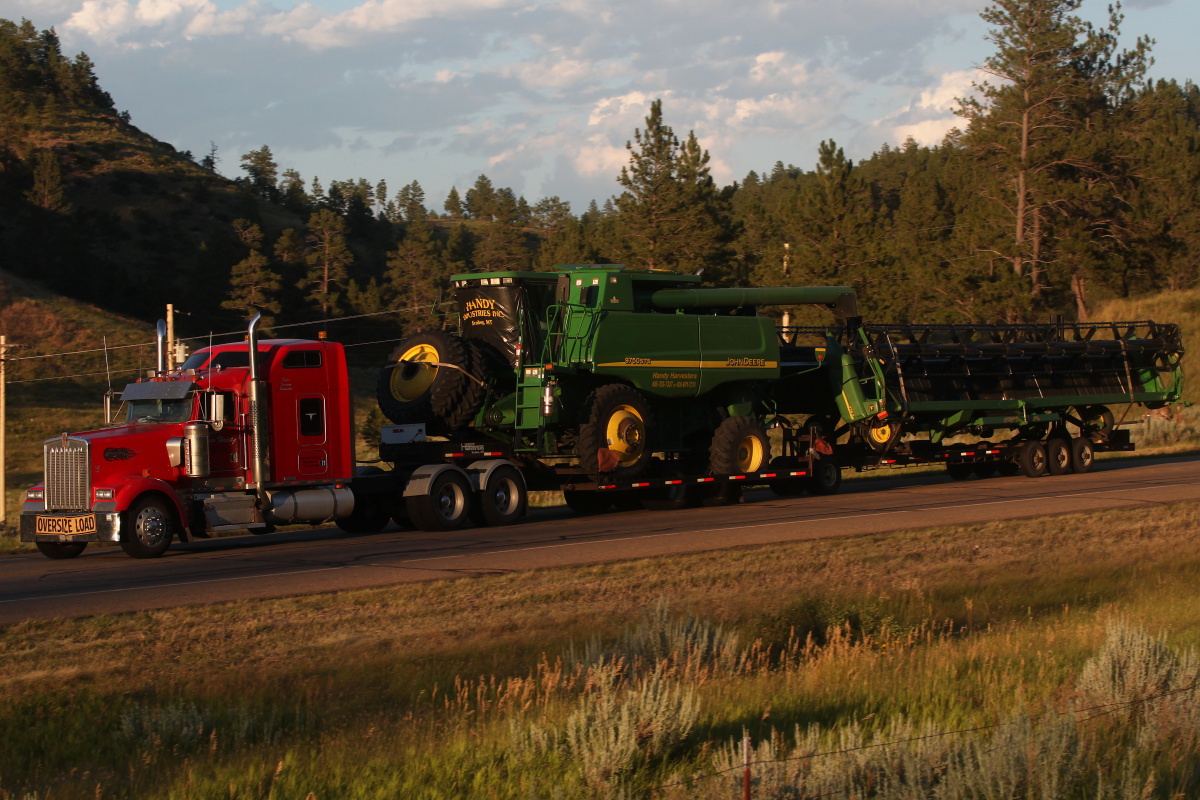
726,358,766,367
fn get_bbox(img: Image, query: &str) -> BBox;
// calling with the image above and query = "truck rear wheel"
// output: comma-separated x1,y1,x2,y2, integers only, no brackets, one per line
710,416,770,475
407,471,472,531
36,541,86,559
377,331,474,429
470,466,526,527
577,385,653,479
121,496,175,558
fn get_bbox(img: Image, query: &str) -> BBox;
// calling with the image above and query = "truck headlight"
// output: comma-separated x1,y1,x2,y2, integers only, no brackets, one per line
94,488,115,500
26,489,44,501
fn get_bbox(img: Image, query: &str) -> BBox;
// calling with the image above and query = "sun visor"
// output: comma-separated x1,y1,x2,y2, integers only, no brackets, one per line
120,381,194,401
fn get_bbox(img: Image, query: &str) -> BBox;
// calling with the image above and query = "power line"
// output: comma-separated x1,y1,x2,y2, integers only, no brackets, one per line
8,368,144,385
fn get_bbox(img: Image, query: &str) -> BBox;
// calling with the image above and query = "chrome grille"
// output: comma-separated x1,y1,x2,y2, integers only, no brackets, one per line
44,437,91,511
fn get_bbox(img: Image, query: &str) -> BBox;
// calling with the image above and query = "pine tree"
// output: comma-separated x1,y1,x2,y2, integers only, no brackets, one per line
302,209,352,317
222,221,282,326
615,99,730,275
239,145,279,201
24,148,69,212
465,175,496,220
444,186,464,218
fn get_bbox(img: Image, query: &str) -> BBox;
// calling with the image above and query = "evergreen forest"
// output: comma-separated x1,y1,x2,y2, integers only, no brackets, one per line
2,0,1200,351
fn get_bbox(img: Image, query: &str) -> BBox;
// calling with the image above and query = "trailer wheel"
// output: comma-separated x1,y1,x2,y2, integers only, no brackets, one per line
377,331,472,428
1046,438,1072,475
577,385,653,479
470,466,526,527
120,495,176,558
809,459,842,495
406,471,472,531
972,462,996,479
563,489,612,515
35,541,86,560
1018,441,1047,478
702,482,743,506
946,463,973,480
1071,437,1095,474
710,416,770,475
996,460,1021,476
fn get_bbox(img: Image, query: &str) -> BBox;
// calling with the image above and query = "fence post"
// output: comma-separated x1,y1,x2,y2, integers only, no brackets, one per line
743,731,751,800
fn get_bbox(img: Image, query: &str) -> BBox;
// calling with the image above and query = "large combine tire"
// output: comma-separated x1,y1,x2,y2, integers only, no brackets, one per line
1079,406,1115,441
576,385,653,479
120,495,175,558
35,541,86,560
1046,438,1072,475
710,416,770,475
377,331,473,427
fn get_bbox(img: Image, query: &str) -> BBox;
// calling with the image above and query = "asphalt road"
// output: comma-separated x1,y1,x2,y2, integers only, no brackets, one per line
2,454,1198,625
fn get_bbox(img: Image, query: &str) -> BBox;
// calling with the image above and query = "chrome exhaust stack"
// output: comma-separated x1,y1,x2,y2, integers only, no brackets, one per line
155,319,167,374
247,313,271,493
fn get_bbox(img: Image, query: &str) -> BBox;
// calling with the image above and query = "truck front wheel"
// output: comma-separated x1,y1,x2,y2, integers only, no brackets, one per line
36,541,86,559
121,496,176,558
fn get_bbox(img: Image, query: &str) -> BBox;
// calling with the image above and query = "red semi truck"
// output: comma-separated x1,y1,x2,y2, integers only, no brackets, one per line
20,315,535,559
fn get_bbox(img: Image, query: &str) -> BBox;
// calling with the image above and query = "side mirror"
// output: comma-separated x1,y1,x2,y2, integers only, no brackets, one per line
210,393,225,432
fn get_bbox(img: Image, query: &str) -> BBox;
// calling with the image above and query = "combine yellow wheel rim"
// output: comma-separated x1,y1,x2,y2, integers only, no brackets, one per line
868,422,894,447
736,435,765,472
390,343,439,402
605,404,646,468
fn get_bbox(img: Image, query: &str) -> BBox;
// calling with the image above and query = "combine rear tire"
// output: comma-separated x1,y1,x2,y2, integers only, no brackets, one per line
377,331,475,429
1071,437,1095,474
577,385,653,479
36,541,86,559
1018,441,1047,478
1046,438,1072,475
710,416,770,475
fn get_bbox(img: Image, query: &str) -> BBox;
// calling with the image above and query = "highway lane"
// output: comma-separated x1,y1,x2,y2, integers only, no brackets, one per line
2,454,1198,625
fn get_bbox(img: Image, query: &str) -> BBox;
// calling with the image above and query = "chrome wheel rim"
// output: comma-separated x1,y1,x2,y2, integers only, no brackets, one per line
135,505,169,546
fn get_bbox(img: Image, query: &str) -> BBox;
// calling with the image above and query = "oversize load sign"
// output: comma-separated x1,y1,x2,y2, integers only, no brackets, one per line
36,515,97,535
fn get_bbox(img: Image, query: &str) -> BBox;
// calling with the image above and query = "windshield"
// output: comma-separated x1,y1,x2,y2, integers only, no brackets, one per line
124,398,194,424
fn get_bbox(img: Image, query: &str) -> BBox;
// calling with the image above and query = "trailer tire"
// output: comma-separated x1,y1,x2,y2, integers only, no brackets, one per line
577,385,653,479
642,472,705,510
1018,441,1048,478
1046,438,1072,475
1079,406,1115,441
996,460,1021,476
36,541,86,560
702,482,743,506
710,416,770,475
563,489,612,515
120,495,176,558
946,463,973,480
1071,437,1095,474
809,459,842,495
378,331,472,428
972,462,996,479
406,471,472,531
470,466,526,527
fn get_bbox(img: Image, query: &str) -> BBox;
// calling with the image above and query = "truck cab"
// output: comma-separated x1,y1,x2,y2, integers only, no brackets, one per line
21,336,355,560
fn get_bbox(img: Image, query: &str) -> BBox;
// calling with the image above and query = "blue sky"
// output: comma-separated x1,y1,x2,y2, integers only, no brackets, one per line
6,0,1196,212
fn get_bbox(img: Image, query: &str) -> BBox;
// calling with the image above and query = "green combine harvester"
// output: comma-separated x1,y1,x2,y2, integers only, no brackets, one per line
376,264,1184,513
